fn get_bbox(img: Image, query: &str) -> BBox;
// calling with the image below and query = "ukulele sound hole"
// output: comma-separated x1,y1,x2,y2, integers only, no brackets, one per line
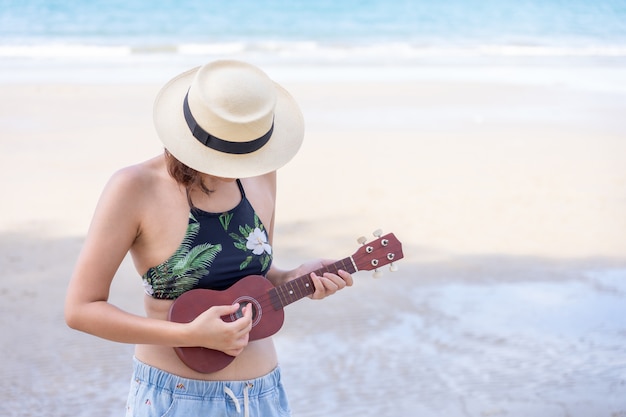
231,296,262,327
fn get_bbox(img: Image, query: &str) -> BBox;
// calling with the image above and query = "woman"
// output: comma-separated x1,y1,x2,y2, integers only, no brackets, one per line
65,60,353,416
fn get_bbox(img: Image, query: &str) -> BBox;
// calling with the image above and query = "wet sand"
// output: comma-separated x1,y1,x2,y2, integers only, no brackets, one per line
1,62,626,416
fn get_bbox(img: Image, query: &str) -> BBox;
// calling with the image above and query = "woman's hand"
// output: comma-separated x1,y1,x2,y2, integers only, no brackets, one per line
186,303,253,356
292,259,354,300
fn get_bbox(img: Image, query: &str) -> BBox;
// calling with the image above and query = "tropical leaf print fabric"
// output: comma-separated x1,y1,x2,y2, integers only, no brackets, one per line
142,208,273,299
142,213,222,299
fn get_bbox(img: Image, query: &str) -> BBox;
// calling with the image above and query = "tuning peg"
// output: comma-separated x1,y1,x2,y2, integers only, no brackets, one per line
357,236,367,245
389,262,398,272
373,229,383,238
373,269,383,278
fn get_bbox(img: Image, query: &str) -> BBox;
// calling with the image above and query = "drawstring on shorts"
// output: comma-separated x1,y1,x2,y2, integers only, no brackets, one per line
224,383,253,417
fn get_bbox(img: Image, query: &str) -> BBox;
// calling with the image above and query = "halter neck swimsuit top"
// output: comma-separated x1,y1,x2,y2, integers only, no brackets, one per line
142,179,273,300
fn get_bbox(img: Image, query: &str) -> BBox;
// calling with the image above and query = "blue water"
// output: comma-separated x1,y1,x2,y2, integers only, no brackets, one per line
1,0,626,59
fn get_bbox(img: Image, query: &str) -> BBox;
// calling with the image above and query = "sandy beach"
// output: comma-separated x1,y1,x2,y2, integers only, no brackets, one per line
1,59,626,416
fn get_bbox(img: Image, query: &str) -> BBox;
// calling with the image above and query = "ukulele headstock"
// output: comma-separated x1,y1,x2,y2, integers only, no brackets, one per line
352,229,404,278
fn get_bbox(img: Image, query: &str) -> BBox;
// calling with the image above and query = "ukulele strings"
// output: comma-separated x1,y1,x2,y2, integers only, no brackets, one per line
224,260,354,318
226,273,315,317
255,239,387,312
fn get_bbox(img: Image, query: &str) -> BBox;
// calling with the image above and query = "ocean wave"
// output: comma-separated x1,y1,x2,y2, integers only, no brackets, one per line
0,44,132,58
158,41,626,60
2,41,626,61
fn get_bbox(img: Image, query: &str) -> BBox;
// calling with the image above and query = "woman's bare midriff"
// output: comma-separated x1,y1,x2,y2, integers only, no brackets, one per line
134,295,279,381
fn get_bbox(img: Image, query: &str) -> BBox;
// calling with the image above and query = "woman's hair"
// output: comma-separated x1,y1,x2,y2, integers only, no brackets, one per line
164,149,213,198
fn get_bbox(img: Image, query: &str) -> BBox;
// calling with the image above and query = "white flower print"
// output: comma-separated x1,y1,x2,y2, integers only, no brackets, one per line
246,227,272,255
142,278,154,296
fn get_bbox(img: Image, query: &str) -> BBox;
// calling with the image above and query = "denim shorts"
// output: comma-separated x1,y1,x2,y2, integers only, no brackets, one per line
125,358,291,417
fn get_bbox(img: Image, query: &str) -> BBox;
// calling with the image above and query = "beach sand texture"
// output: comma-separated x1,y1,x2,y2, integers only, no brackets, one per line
1,64,626,416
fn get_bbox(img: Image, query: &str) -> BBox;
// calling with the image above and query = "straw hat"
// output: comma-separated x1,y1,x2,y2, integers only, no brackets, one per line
153,60,304,178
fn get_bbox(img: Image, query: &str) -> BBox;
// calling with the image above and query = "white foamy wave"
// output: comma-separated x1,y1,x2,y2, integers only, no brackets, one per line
477,44,626,57
3,41,626,61
258,41,625,58
179,41,626,61
178,42,248,55
0,43,132,58
178,41,323,60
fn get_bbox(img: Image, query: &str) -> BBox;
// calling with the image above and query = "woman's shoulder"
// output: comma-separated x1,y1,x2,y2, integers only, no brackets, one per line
111,155,165,185
102,155,169,203
242,171,276,189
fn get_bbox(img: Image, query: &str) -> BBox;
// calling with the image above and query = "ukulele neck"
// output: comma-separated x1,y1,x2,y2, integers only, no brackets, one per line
268,257,356,310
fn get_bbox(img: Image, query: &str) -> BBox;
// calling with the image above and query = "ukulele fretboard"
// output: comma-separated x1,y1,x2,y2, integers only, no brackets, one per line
268,257,357,309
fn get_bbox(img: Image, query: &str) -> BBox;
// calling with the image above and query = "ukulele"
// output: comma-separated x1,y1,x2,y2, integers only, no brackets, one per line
168,230,404,373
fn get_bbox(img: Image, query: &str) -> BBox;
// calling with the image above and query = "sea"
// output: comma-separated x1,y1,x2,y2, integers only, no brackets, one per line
1,0,626,83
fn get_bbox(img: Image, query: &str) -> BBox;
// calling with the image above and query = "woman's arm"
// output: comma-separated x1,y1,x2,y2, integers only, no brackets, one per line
64,166,252,355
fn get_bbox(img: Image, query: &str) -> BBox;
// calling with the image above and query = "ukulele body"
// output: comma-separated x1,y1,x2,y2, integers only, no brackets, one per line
168,275,285,374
